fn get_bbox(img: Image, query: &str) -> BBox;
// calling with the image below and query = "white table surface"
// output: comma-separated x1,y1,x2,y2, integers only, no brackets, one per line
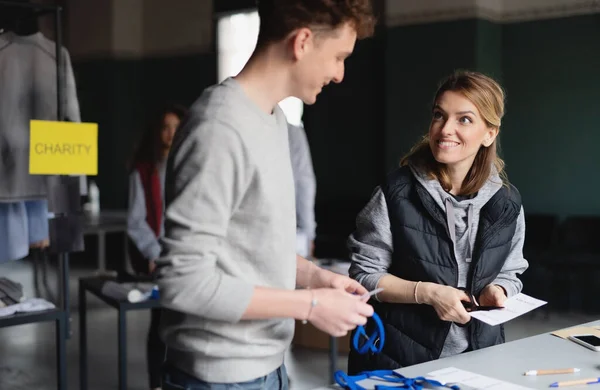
313,320,600,389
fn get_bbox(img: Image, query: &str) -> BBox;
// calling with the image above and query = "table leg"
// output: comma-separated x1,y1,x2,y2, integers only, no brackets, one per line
329,336,338,383
118,308,127,390
59,253,71,339
79,284,88,390
56,313,67,390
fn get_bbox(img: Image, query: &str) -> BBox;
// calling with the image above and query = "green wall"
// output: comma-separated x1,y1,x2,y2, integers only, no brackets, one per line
501,14,600,216
384,20,479,172
384,14,600,217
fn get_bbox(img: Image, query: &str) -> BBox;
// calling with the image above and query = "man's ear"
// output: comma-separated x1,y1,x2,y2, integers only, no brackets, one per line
291,27,313,60
482,127,499,147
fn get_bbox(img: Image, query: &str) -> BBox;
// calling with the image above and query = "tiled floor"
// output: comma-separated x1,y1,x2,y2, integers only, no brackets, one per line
0,258,597,390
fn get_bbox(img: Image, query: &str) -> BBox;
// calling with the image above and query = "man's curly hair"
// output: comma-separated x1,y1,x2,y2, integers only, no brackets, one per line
256,0,376,46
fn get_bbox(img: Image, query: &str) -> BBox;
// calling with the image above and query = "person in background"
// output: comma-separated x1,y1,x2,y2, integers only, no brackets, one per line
127,103,187,390
347,71,528,372
288,122,317,258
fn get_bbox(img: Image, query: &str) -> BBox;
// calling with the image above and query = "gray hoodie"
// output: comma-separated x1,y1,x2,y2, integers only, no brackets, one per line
348,165,528,358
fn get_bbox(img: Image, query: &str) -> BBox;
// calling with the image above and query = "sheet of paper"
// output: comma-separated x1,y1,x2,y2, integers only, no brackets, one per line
551,326,600,340
426,367,535,390
468,293,547,326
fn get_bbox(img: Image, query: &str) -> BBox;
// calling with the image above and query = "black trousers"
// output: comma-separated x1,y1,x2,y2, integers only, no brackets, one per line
147,308,166,388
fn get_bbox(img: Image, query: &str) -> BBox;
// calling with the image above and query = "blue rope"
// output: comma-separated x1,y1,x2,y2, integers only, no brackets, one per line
334,369,460,390
353,312,385,354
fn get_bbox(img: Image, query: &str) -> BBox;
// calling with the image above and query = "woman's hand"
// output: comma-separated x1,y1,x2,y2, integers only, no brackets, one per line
478,284,507,307
421,283,472,324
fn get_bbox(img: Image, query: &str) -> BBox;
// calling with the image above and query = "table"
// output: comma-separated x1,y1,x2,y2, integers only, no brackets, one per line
79,276,160,390
82,210,128,273
313,320,600,389
0,253,70,390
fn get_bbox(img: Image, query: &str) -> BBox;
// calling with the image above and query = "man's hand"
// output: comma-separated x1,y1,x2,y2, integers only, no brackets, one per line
308,289,374,337
310,267,368,296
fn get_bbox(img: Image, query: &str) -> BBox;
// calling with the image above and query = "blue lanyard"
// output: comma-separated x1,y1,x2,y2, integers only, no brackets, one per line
338,309,462,389
334,370,460,390
353,312,385,354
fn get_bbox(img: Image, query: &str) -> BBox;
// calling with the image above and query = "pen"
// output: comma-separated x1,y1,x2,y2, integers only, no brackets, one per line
549,377,600,387
361,287,384,300
524,368,580,376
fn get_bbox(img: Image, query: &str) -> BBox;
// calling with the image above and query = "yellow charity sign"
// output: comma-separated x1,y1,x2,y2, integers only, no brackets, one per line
29,120,98,175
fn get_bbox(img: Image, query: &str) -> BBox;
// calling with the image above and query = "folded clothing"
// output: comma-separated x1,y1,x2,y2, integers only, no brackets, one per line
0,277,24,306
0,298,55,317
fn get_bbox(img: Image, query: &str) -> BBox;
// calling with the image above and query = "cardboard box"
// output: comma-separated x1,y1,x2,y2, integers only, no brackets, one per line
292,320,351,353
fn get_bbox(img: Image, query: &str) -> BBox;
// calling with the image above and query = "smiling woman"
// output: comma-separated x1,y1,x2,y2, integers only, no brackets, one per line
346,70,529,373
402,71,507,196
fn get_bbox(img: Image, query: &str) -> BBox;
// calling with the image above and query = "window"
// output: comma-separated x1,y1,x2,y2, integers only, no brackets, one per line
217,10,304,127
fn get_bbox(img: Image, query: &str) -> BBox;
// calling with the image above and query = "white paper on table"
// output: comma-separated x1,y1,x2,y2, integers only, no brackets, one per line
426,367,535,390
469,293,547,326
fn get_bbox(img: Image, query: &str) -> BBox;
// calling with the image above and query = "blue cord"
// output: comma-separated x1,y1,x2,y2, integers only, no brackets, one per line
338,307,461,389
353,312,385,354
334,369,460,390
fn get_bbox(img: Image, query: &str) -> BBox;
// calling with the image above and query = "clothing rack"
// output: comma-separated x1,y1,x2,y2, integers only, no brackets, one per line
0,2,71,389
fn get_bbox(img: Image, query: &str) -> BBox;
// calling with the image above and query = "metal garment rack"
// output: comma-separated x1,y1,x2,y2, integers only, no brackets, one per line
0,1,70,389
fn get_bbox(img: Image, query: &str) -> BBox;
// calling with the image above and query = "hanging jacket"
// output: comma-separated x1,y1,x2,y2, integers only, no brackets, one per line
0,31,81,202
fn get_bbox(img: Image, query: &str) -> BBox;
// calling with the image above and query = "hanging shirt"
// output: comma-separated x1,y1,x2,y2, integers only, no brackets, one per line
0,31,81,202
0,200,49,263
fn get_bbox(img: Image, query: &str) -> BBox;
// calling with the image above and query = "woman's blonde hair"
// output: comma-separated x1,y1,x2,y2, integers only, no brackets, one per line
401,70,507,195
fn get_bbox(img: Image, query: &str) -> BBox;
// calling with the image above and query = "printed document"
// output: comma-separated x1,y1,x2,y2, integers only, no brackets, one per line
469,293,547,326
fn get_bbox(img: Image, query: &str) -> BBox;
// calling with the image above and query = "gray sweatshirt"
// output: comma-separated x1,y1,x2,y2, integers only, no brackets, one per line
288,123,317,241
348,165,528,358
156,77,297,383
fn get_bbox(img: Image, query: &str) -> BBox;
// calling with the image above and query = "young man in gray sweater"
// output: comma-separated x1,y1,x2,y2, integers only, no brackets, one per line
156,1,376,389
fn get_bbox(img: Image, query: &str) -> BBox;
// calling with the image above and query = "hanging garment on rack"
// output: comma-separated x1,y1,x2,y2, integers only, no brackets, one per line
0,30,82,202
0,199,49,263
